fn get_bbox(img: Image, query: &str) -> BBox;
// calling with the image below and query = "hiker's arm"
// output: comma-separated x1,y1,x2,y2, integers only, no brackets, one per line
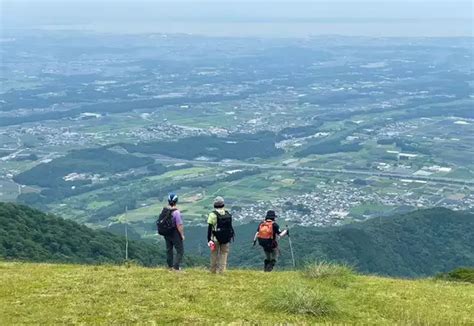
279,230,288,237
207,212,217,243
177,224,185,240
173,210,185,240
207,224,213,242
274,223,282,238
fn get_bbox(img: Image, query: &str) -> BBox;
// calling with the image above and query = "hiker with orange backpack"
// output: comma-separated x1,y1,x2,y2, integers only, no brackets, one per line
253,210,288,272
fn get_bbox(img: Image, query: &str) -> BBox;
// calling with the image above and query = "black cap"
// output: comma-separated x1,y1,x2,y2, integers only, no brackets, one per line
265,210,277,220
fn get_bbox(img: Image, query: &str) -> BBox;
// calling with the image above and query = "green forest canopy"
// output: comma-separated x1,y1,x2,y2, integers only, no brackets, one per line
0,202,205,266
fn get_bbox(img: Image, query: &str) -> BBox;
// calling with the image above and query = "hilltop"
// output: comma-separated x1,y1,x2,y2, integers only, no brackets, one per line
2,201,472,323
0,262,473,324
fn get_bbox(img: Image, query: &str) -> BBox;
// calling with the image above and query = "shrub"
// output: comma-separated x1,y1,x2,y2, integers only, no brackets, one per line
435,267,474,283
302,261,355,280
265,284,338,317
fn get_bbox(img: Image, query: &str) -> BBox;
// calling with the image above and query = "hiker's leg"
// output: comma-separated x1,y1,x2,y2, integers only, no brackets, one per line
264,259,270,272
173,232,184,270
268,250,277,272
165,236,173,268
264,250,272,272
210,242,219,273
218,242,230,273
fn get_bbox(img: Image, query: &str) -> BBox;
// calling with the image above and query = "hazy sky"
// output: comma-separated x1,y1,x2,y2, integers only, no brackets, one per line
1,1,473,37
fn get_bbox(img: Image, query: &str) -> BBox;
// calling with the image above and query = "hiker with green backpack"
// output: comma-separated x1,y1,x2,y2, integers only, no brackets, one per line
254,210,288,272
207,196,235,274
156,193,185,271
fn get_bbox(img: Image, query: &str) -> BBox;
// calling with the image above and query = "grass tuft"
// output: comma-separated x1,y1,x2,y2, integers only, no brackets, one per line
302,261,355,279
302,261,354,278
435,267,474,283
265,283,339,317
301,261,356,288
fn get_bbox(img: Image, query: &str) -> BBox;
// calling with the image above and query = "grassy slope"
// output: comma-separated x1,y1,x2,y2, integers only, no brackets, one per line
1,262,473,325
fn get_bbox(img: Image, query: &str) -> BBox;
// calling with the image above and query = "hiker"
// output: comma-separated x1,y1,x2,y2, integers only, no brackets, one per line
207,196,234,273
156,193,185,271
254,210,288,272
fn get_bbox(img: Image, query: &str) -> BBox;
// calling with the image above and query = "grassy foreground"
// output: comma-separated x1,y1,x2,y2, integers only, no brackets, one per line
0,262,473,325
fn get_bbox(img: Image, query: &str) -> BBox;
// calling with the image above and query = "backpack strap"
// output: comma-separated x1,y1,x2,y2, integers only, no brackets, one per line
268,220,275,239
214,210,233,222
167,208,178,225
167,207,177,218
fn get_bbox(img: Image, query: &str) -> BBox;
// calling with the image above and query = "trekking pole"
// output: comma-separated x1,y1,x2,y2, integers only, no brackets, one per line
286,225,296,269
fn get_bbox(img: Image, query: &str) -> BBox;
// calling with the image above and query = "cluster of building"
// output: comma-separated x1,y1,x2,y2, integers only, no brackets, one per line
375,119,431,139
129,122,209,141
0,125,101,148
276,132,330,151
232,180,474,227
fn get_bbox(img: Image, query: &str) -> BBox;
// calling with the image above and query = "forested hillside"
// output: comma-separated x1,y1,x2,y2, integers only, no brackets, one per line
0,202,170,266
292,208,474,276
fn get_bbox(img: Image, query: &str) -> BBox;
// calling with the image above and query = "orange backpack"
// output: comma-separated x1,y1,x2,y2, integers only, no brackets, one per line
257,220,274,240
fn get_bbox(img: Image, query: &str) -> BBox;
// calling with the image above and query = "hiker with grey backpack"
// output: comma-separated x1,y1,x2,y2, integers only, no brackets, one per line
253,210,288,272
207,196,235,274
156,193,185,271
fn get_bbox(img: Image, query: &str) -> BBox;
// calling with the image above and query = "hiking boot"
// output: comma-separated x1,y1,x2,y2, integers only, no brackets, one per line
268,260,276,272
264,259,270,272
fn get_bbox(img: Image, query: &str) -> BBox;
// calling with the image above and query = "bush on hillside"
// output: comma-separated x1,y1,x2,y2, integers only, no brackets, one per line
265,284,339,317
302,261,355,279
435,267,474,283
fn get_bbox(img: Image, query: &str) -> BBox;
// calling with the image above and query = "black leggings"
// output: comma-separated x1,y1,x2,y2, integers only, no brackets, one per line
164,231,184,270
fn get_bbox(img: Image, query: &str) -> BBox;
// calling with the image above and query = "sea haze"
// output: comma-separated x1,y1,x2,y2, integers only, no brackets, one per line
2,0,473,37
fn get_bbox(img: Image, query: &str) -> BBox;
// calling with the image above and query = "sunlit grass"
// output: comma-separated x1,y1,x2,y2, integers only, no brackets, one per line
0,262,472,324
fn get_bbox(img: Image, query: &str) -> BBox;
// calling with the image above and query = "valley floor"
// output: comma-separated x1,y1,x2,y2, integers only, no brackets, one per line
0,262,473,325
